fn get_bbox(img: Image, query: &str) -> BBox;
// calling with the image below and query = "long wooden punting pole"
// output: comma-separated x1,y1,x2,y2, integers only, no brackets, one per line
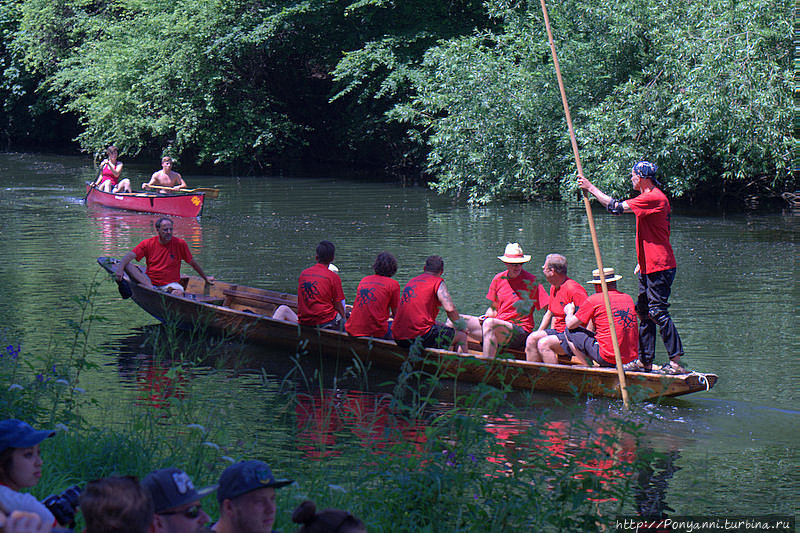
538,0,629,407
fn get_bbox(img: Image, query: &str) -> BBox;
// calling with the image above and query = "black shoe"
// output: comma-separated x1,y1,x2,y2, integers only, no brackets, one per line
117,279,132,299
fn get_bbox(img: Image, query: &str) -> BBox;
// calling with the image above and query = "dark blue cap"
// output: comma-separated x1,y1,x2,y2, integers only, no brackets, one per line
217,461,293,502
0,419,55,453
142,468,217,513
632,161,658,179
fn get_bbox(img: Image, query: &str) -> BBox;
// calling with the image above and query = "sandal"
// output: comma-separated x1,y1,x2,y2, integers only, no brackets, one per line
623,359,653,372
656,362,689,375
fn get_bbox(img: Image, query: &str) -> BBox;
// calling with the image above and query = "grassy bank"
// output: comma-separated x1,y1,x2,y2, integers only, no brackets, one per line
0,282,659,532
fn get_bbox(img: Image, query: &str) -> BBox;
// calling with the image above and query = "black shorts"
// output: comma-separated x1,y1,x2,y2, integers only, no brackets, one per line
564,329,615,367
395,324,455,350
303,318,344,331
504,324,530,351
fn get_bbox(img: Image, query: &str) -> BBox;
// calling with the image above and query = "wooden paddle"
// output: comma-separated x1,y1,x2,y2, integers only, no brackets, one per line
539,0,629,408
145,185,220,199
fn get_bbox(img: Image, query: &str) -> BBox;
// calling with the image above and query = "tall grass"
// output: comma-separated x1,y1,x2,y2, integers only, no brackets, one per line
0,282,659,532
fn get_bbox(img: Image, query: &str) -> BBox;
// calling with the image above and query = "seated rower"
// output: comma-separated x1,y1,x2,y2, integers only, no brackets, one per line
92,145,131,193
453,243,548,358
391,255,468,353
114,217,214,297
142,156,187,192
273,241,345,330
525,254,588,363
345,252,400,339
543,267,638,368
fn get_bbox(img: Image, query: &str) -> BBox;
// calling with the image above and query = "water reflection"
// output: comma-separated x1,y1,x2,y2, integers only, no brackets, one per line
87,207,204,255
295,389,427,460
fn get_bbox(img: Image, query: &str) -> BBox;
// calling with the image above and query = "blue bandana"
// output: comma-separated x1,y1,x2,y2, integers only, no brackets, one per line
632,161,658,179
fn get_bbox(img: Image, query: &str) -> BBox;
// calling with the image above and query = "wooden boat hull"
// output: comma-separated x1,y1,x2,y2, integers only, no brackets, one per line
98,257,718,401
86,184,204,217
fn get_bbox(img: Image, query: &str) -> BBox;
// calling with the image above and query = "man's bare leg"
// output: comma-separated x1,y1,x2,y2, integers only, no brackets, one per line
525,330,549,362
537,335,566,365
482,318,514,357
446,314,483,343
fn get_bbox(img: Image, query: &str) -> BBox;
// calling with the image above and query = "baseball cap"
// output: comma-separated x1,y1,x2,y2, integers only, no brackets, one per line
142,468,217,513
217,461,293,502
0,419,55,453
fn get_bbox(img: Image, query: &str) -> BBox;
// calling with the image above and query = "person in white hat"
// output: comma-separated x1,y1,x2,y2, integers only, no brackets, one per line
453,243,549,358
543,268,638,368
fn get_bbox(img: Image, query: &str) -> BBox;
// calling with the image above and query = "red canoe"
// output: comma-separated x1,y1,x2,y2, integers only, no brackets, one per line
85,183,205,217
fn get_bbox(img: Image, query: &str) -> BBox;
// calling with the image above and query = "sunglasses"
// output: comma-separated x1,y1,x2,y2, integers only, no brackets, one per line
160,504,203,519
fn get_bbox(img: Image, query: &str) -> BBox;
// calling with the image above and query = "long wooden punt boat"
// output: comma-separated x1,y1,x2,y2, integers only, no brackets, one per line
85,183,205,217
98,257,718,401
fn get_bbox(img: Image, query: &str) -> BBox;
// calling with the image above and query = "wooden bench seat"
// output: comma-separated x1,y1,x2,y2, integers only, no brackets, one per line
222,288,296,314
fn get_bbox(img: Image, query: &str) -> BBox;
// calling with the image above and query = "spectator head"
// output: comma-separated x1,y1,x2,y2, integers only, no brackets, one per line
423,256,444,275
216,460,293,533
142,468,215,533
80,476,153,533
0,419,54,490
291,500,366,533
372,252,398,277
316,241,336,264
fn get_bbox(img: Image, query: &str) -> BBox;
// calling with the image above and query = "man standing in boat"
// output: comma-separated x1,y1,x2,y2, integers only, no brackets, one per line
453,243,549,358
578,161,685,374
392,255,468,353
114,217,214,297
525,253,588,364
273,240,346,330
142,156,188,192
552,268,638,368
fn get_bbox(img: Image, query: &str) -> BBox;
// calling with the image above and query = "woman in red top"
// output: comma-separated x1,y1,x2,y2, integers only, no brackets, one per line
345,252,400,339
91,146,131,193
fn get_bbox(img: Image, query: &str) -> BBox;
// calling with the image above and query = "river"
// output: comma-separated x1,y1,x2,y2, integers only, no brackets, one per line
0,152,797,518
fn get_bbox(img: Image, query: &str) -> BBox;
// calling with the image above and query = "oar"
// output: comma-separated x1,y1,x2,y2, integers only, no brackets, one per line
539,0,629,408
145,185,220,199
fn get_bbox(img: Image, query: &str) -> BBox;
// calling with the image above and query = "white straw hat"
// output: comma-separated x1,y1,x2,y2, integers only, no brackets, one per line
497,243,531,264
587,267,622,284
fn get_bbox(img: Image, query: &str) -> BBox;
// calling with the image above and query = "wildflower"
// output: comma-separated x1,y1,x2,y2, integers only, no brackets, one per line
36,374,49,383
221,456,236,463
55,423,69,432
55,379,70,386
73,387,86,394
202,442,220,450
328,485,347,493
7,384,23,391
5,345,20,359
187,423,206,432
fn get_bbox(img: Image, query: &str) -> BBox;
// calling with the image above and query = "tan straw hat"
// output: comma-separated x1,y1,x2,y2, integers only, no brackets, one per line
587,267,622,284
497,243,531,264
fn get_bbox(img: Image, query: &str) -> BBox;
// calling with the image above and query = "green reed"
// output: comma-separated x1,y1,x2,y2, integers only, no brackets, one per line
0,281,661,532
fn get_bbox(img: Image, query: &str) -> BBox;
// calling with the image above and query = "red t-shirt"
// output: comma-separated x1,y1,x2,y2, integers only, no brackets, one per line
297,263,345,325
626,188,676,274
345,274,401,337
548,278,589,332
575,290,638,365
486,270,549,332
132,236,192,286
391,272,443,340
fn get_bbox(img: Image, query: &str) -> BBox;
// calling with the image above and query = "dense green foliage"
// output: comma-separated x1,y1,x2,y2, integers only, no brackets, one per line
0,0,792,203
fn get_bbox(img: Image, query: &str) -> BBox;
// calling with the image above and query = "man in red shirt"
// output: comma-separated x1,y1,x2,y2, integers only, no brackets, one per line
115,217,213,297
457,243,548,358
392,256,467,353
525,253,588,363
274,241,346,330
553,268,638,367
345,252,400,338
578,161,685,374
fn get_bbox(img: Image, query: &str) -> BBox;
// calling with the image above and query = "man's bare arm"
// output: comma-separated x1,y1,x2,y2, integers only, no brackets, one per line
437,281,462,325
